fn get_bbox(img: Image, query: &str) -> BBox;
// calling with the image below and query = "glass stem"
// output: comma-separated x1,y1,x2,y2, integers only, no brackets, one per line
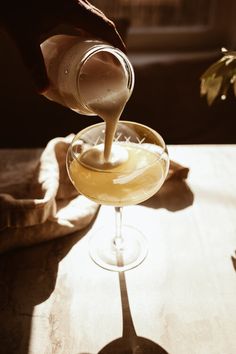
114,206,124,250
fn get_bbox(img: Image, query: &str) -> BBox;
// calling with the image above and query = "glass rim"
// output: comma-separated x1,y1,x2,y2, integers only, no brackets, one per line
69,120,168,174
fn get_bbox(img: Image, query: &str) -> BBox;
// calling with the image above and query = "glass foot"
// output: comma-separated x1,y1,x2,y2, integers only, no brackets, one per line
89,225,148,271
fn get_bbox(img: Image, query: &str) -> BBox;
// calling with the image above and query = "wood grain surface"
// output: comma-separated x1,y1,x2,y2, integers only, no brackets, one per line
1,145,236,354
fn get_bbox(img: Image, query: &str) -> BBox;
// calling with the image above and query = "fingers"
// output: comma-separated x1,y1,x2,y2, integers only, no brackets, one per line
64,0,126,52
3,0,126,93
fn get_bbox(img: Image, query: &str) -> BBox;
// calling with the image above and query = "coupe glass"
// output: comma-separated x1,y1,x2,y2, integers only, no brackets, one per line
66,121,169,271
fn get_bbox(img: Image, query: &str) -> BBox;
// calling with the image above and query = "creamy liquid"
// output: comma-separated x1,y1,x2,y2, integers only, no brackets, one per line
80,144,129,170
69,143,166,206
78,50,131,162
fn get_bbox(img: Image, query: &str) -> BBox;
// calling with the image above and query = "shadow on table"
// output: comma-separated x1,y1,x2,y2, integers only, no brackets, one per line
231,252,236,272
93,251,169,354
141,178,194,211
97,270,169,354
0,227,90,354
0,179,188,354
79,179,190,354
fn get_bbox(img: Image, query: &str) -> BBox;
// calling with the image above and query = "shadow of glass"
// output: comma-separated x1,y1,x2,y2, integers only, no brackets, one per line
96,177,192,353
231,252,236,272
97,253,169,354
141,178,194,212
98,336,168,354
0,227,90,353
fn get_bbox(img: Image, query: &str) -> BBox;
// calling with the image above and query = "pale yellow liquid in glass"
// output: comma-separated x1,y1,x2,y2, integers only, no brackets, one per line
69,143,166,206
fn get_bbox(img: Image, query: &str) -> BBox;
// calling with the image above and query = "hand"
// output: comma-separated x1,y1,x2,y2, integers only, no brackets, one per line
0,0,125,92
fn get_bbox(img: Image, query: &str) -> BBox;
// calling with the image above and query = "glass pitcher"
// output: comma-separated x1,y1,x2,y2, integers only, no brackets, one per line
40,34,135,116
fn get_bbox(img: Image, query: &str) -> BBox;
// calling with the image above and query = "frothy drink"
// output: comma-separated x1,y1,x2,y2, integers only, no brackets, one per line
69,143,166,206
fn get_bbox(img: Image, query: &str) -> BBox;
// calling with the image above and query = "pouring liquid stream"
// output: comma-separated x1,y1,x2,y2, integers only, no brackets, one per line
78,49,131,167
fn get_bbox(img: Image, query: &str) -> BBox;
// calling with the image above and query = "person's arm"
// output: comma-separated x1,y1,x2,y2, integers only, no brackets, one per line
0,0,125,92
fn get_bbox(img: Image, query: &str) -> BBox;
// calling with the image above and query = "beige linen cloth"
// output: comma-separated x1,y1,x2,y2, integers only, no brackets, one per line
0,135,189,254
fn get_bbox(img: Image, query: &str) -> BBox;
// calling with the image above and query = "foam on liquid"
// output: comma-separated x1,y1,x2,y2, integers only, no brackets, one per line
80,144,128,170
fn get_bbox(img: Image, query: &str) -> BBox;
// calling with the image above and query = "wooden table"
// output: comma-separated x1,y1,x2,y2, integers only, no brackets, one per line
1,145,236,354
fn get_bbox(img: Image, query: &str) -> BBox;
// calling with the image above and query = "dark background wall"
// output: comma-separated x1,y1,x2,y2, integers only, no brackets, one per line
0,30,236,148
125,52,236,144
